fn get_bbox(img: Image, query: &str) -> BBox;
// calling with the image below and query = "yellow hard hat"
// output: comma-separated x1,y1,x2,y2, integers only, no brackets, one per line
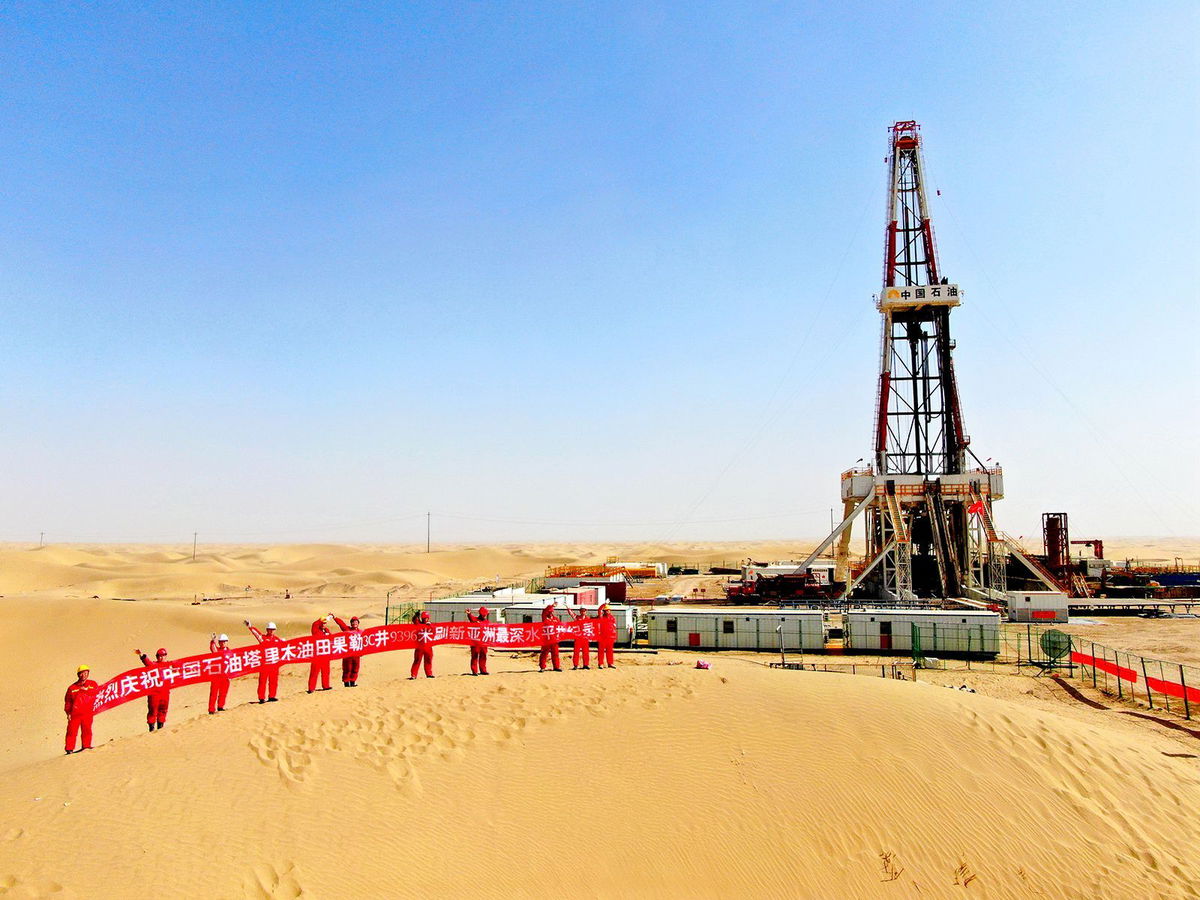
77,664,90,673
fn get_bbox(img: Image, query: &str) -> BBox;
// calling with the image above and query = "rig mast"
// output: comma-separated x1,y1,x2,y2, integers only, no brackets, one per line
798,121,1013,602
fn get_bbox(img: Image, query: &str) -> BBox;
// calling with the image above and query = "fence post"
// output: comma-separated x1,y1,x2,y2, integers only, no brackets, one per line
1114,648,1121,700
1159,660,1171,715
1181,665,1191,720
1141,656,1153,709
1091,642,1097,689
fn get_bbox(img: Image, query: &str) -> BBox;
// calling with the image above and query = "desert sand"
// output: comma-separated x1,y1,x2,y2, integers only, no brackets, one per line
1,541,1199,898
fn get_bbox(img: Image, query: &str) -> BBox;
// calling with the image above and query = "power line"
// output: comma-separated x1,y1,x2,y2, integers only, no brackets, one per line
657,179,882,544
926,165,1184,533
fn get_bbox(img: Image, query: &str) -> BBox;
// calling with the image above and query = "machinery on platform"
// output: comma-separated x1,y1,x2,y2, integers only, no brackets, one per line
1031,512,1197,600
724,572,834,602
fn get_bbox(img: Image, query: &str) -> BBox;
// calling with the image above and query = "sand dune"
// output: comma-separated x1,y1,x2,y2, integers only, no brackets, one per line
5,538,1196,602
3,542,1200,897
2,650,1198,897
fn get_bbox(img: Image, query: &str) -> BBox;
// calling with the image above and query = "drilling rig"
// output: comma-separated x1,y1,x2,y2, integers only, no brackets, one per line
791,121,1053,603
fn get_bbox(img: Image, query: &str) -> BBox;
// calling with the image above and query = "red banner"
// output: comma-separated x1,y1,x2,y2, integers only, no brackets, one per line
92,618,615,714
1070,651,1138,683
1145,675,1200,704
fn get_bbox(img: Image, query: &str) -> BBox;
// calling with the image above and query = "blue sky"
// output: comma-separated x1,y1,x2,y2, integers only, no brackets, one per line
0,2,1196,546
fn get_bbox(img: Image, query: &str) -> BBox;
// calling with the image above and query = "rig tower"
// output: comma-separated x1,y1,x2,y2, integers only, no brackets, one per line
798,121,1015,602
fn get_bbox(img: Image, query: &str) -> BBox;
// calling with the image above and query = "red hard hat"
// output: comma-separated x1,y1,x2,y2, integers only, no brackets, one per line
156,648,168,657
478,606,489,617
420,611,430,622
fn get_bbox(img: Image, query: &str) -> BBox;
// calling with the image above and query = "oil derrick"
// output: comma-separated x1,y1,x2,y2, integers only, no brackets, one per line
795,121,1012,602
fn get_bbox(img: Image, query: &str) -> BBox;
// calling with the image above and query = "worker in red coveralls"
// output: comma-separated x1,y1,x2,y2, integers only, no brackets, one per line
331,614,362,687
466,606,491,676
569,607,591,670
538,604,563,672
307,615,334,693
595,604,617,669
208,633,233,713
245,619,283,702
409,610,435,679
64,665,98,754
134,646,171,731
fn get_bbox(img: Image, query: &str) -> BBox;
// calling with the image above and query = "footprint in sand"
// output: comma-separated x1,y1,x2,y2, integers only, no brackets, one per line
249,731,314,784
0,875,69,897
244,863,302,900
247,676,696,791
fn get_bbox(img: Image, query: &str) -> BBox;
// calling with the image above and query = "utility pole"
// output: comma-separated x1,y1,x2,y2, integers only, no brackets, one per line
192,532,198,561
426,512,431,553
38,532,44,548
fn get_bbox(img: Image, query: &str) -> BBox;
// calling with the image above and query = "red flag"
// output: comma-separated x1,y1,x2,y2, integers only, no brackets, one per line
967,500,985,516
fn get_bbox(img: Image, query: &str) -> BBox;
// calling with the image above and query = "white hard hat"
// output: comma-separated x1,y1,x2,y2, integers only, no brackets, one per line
267,622,277,630
218,633,229,642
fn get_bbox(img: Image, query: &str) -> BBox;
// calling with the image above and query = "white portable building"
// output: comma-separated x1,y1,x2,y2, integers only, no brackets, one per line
645,607,824,652
1006,590,1069,624
548,586,606,606
844,609,1000,656
544,573,626,590
423,597,517,624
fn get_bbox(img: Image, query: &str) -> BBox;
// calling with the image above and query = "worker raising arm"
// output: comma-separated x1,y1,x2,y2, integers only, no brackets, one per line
244,620,283,703
134,647,171,732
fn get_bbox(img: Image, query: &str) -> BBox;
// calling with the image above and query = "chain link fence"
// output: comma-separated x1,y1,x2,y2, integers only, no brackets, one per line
384,602,420,626
1069,639,1198,720
901,624,1077,674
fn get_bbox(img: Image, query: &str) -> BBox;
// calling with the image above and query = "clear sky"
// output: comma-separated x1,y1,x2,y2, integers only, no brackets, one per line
1,2,1196,546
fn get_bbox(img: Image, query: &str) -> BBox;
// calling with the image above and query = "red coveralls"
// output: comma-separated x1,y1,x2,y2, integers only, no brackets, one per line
539,606,562,672
307,618,333,692
596,607,617,668
410,611,434,678
64,678,98,753
248,625,283,701
570,609,591,669
467,608,490,675
138,652,170,729
208,639,232,713
332,616,361,686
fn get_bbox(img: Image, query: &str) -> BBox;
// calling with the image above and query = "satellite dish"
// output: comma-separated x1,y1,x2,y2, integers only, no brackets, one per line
1039,629,1072,662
